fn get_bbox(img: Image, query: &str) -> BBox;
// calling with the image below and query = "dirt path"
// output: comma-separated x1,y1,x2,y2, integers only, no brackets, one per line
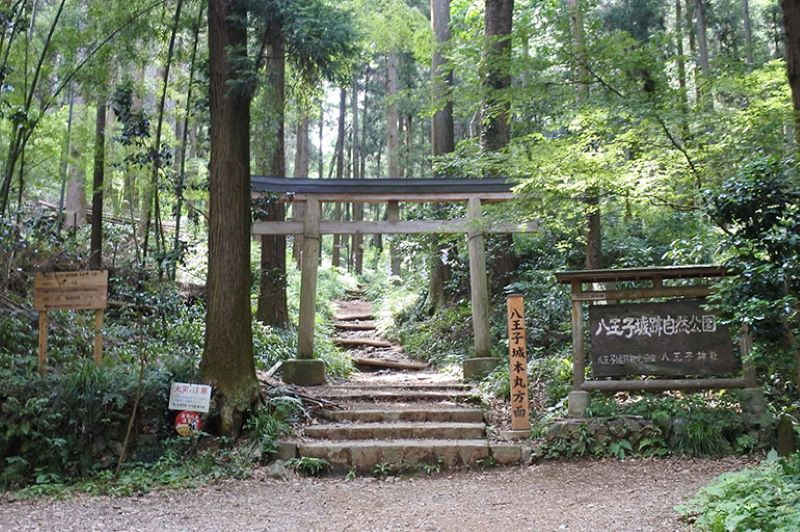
0,457,749,531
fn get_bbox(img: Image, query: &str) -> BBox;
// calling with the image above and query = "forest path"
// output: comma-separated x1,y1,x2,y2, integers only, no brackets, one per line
0,457,751,531
330,291,427,371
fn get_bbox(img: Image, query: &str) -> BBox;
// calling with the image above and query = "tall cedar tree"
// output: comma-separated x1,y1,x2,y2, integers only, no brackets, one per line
783,0,800,141
256,19,289,326
203,0,260,437
481,0,518,290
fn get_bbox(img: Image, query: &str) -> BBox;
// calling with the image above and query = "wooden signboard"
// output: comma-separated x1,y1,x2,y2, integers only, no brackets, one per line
589,300,738,378
507,295,530,431
34,271,108,374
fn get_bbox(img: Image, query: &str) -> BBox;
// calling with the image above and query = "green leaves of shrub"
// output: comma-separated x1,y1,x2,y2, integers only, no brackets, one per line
679,452,800,531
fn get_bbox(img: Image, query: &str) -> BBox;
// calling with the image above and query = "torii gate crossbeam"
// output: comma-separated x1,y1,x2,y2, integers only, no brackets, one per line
250,177,538,385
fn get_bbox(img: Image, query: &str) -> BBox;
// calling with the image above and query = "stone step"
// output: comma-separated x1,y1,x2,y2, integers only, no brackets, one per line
333,337,393,348
333,322,377,331
352,357,428,371
317,389,478,403
318,406,485,423
280,439,523,471
304,422,486,440
335,312,375,322
330,383,471,391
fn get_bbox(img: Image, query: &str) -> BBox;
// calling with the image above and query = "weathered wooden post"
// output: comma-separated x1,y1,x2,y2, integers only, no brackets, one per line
463,197,500,379
568,280,590,417
507,294,530,432
283,198,325,385
387,200,401,277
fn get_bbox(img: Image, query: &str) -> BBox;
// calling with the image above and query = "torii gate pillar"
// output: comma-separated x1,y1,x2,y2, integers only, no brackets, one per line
463,197,501,379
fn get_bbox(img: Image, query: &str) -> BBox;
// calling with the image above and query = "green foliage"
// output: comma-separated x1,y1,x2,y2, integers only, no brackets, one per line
15,438,253,499
244,397,302,463
678,451,800,531
371,462,394,477
286,456,329,476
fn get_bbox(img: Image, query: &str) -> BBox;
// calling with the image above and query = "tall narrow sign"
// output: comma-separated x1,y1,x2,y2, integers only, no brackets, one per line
507,294,530,431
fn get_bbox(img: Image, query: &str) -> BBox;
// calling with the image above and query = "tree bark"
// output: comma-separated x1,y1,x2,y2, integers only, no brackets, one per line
386,52,401,177
57,87,75,233
782,0,800,142
481,0,514,151
567,0,589,99
203,0,259,438
481,0,517,292
428,0,454,312
256,23,289,326
332,87,347,268
292,115,309,265
695,0,711,77
90,99,106,270
676,0,688,118
351,76,364,274
743,0,755,65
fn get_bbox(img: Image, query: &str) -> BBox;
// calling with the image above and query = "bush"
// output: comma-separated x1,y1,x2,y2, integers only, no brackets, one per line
679,451,800,531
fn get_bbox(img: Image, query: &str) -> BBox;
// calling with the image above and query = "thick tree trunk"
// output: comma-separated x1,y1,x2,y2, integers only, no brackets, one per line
428,0,454,312
202,0,259,438
695,0,711,77
332,87,347,268
481,0,518,292
567,0,589,99
782,0,800,141
292,115,309,265
676,0,688,114
351,77,364,274
386,52,401,177
481,0,514,151
743,0,755,65
256,25,289,326
57,88,75,233
585,189,602,269
90,100,106,270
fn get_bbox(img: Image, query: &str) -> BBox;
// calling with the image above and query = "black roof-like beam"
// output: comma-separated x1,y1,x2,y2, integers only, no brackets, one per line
251,176,514,195
554,265,730,284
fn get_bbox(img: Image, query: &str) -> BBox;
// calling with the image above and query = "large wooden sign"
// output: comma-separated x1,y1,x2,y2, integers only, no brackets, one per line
34,271,108,374
589,300,738,378
506,295,530,431
34,270,108,311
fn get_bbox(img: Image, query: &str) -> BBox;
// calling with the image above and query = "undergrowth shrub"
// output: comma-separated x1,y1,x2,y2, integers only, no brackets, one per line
678,451,800,531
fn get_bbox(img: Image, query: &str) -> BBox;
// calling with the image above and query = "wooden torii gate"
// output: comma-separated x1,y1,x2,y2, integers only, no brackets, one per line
251,177,538,385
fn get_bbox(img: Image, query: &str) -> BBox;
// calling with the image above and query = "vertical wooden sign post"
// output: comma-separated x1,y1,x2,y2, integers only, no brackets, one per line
507,294,530,431
33,271,109,375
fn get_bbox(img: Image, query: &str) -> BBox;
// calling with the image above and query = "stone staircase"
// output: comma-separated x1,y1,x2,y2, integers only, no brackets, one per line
279,379,525,473
277,295,525,473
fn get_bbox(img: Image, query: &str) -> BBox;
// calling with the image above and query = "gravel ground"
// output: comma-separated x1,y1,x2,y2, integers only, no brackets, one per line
0,457,750,532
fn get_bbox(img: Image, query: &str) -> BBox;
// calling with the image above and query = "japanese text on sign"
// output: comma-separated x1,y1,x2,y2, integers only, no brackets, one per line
507,295,530,431
168,382,212,413
589,300,738,378
594,314,718,339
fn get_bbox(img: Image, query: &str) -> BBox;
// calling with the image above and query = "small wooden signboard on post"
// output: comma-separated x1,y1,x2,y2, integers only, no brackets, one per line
507,294,530,431
34,270,108,374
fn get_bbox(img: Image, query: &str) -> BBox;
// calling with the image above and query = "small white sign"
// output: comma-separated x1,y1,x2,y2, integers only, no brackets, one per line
168,382,212,413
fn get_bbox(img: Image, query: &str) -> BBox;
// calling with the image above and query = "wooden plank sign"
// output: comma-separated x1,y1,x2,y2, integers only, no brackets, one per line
507,294,530,431
33,270,109,374
34,270,108,311
589,300,738,378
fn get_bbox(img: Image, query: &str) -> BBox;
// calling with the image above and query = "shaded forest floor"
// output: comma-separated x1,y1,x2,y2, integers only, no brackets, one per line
0,457,751,531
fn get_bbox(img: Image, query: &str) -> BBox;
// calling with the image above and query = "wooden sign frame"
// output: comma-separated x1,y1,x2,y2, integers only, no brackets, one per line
555,265,760,417
33,270,108,374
